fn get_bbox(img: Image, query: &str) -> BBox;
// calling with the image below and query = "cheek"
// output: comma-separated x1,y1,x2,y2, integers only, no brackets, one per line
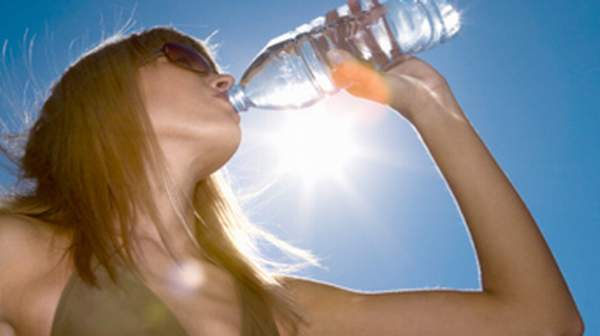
144,80,199,114
138,65,236,143
140,62,208,113
142,83,216,130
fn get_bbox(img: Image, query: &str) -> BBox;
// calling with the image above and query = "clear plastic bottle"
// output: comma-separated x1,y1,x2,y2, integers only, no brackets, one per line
228,0,462,113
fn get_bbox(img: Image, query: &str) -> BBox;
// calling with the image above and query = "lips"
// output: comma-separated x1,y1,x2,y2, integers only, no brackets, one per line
215,92,229,102
215,92,240,123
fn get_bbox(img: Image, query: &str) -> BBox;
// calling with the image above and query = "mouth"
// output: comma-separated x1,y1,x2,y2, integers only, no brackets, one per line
215,92,229,102
215,92,240,123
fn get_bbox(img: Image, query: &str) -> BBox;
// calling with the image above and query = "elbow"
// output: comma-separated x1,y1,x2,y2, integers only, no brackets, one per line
568,315,585,336
513,310,585,336
540,315,585,336
556,309,585,336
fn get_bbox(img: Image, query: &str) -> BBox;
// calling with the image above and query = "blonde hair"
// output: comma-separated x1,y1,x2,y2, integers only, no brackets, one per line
0,26,323,336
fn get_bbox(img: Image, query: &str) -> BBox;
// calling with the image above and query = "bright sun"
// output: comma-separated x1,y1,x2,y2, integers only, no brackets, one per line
265,110,361,186
240,100,410,224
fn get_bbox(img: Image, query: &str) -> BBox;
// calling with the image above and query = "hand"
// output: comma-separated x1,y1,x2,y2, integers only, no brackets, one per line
326,49,463,125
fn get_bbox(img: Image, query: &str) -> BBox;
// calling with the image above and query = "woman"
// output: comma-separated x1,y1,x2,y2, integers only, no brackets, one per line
0,23,583,336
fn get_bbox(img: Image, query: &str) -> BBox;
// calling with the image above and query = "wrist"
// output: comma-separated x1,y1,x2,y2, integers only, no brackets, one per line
410,102,467,132
387,79,464,126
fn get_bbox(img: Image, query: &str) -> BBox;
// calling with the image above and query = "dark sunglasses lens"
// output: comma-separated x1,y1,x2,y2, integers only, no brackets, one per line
163,43,212,74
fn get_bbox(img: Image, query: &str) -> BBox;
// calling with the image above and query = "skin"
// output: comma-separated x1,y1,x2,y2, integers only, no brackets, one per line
0,36,584,336
272,3,582,334
133,54,241,261
273,49,585,334
134,44,583,335
0,52,244,336
135,44,584,334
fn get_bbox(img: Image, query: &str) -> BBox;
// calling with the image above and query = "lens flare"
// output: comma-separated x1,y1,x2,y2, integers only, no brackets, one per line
331,58,391,106
166,258,206,296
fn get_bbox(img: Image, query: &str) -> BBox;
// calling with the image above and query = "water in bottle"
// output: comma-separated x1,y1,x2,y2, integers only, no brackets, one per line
228,0,462,112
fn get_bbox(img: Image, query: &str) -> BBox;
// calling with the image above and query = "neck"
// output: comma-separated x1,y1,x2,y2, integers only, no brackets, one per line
130,147,211,267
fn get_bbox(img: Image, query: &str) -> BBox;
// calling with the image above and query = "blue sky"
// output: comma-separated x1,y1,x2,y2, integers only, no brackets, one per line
1,0,598,332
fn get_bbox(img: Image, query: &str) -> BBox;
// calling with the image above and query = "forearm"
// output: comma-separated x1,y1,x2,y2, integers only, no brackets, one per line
410,105,581,324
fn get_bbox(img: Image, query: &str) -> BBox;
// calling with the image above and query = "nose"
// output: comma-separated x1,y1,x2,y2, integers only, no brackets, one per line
210,73,235,93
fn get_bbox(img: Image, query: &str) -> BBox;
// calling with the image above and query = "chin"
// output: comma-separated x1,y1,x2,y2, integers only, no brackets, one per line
187,122,241,173
227,125,242,152
212,129,242,171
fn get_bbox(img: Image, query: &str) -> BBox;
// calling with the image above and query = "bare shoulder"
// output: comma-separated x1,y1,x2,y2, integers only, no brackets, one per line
275,274,370,336
276,274,366,306
0,215,38,333
0,213,64,245
0,215,45,315
0,214,67,266
0,214,44,285
0,214,71,333
0,214,71,252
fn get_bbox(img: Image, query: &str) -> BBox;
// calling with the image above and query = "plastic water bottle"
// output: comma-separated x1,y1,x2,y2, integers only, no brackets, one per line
228,0,462,113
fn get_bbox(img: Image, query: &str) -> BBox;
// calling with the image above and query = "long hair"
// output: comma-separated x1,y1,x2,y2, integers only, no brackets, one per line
0,26,323,336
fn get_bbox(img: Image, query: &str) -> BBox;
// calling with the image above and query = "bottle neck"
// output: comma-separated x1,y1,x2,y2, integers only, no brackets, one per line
227,84,252,112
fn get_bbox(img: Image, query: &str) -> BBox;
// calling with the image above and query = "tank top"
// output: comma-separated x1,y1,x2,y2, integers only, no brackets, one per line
50,261,189,335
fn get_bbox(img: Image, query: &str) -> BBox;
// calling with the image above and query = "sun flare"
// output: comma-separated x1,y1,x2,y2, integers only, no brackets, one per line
265,110,360,185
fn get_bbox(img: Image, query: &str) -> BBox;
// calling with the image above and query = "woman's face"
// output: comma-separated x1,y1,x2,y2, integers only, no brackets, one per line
137,52,241,176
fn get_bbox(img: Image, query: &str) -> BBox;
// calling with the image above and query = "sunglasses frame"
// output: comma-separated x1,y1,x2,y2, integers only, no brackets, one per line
144,42,216,75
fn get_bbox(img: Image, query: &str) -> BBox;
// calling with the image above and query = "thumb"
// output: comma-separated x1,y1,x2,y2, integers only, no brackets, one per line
326,49,391,105
325,49,357,89
326,49,355,67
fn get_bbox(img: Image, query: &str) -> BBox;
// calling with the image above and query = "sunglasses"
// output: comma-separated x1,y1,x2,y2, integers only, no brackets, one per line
147,42,215,75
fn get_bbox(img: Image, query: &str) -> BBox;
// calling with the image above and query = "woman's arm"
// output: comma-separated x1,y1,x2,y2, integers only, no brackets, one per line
410,98,583,331
275,51,584,336
392,50,581,328
391,54,584,328
332,50,582,322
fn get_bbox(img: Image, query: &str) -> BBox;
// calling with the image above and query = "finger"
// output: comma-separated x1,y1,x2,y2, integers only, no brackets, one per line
348,0,402,69
345,72,390,105
345,0,390,67
326,48,357,72
372,0,404,60
327,49,391,105
355,8,390,67
348,0,362,15
325,8,339,24
325,9,354,54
